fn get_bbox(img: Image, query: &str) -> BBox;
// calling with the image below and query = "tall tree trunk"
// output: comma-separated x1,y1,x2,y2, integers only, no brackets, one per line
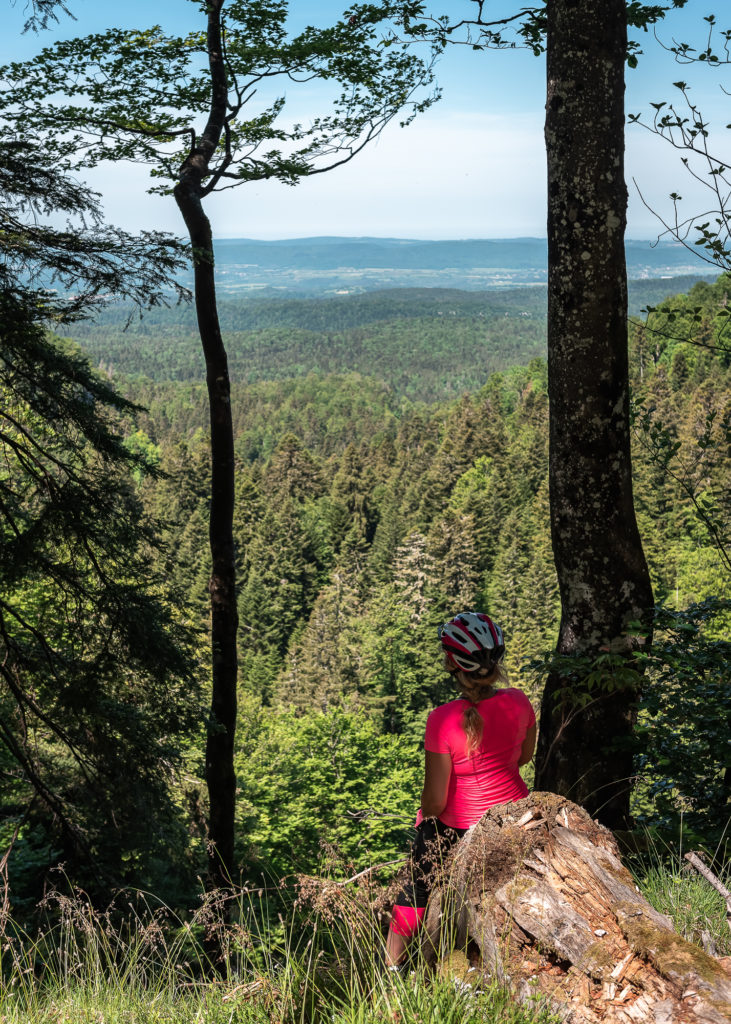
174,0,237,889
174,187,238,888
534,0,654,829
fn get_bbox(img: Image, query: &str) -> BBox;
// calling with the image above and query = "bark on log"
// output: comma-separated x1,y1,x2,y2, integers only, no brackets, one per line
419,793,731,1023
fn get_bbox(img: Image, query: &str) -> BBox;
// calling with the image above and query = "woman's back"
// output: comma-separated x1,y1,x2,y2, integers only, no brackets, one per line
385,612,536,967
424,687,535,828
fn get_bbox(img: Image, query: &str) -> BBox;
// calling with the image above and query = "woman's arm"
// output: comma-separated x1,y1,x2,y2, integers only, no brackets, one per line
518,722,537,767
420,750,452,818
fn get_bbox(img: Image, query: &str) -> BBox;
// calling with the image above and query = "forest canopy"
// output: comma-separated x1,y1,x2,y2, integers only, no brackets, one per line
3,269,727,901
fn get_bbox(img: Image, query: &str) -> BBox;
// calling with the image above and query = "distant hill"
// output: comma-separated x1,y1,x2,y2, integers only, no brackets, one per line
214,236,550,270
204,236,718,293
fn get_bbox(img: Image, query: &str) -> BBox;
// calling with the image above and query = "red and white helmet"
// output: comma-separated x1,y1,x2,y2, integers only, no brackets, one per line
438,612,505,673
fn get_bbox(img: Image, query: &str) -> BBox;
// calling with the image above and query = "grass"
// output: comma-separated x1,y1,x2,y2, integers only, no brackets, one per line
2,833,729,1024
0,977,558,1024
632,841,731,958
0,881,558,1024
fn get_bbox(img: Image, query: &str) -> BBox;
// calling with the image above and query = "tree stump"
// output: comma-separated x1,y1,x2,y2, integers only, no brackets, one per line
419,793,731,1023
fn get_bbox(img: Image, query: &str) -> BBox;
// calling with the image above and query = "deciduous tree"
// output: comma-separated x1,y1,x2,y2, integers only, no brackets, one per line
404,1,670,825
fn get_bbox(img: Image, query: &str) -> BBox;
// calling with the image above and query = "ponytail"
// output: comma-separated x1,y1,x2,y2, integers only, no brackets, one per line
462,703,485,757
444,657,508,756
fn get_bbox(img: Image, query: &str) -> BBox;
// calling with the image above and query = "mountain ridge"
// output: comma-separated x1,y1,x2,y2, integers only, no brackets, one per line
206,237,717,293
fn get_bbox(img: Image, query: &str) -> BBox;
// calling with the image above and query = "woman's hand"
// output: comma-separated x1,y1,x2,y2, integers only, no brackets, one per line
420,750,452,818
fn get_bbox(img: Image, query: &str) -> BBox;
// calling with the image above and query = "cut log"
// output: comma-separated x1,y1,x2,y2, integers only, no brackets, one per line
417,793,731,1024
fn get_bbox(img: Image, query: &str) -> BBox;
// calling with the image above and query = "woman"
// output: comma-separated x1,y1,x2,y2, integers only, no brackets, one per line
385,611,536,967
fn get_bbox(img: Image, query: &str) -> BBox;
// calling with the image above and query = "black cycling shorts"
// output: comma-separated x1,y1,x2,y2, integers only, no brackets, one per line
394,816,468,909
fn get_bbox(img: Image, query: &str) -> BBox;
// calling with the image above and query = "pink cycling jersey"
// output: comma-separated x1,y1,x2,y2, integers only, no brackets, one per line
424,687,536,829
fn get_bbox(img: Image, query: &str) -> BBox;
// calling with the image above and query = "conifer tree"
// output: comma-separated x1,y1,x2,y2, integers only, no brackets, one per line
427,510,482,612
368,489,406,585
146,434,212,620
276,570,365,712
238,502,319,699
0,26,196,886
329,443,377,553
0,301,199,890
362,532,453,736
265,434,325,504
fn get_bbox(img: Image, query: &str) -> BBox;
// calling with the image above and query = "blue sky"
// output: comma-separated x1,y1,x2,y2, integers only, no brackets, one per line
4,0,730,239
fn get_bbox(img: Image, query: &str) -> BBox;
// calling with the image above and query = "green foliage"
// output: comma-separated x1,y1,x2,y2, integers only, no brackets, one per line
0,140,188,319
5,0,728,939
0,0,444,894
105,268,726,880
238,500,324,701
0,3,437,190
630,280,731,617
0,303,203,899
62,278,718,402
361,540,454,738
633,600,731,845
398,0,685,65
129,374,403,460
70,286,549,333
523,595,730,848
2,210,729,905
66,306,546,405
632,836,731,957
235,702,422,877
0,8,204,901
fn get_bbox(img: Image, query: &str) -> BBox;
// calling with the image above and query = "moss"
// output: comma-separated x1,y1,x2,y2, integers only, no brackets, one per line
437,949,474,984
575,940,614,980
620,909,725,985
601,858,635,888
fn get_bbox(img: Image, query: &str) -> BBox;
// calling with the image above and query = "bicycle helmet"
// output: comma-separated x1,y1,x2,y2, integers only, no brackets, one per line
438,612,505,674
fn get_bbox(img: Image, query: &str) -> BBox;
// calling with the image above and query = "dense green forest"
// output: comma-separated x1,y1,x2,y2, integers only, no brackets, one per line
65,276,712,401
6,273,727,905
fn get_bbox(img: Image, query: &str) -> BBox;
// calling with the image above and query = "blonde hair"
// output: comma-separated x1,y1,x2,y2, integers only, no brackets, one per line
444,656,508,756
